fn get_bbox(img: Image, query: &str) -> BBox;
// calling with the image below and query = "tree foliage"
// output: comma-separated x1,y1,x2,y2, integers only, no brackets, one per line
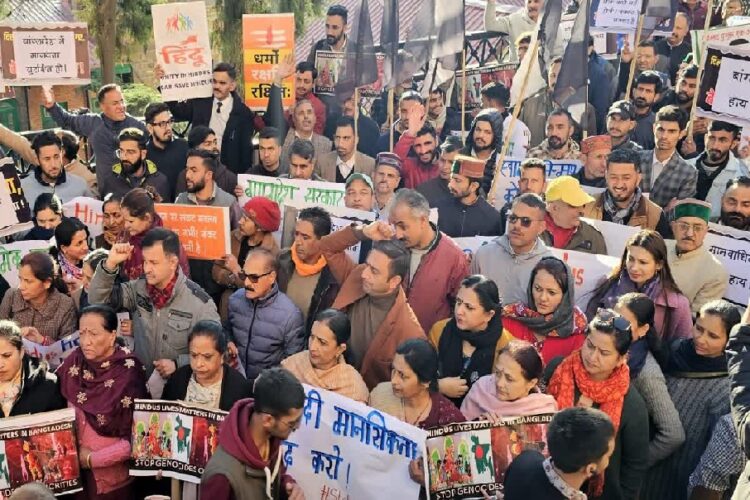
75,0,165,84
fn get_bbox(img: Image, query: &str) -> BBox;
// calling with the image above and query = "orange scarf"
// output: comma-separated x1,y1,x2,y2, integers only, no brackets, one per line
547,351,630,496
291,245,327,277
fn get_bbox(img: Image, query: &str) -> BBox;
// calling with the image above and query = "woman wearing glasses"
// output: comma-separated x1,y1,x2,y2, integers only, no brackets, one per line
502,257,587,364
587,229,693,343
641,300,741,500
118,187,190,281
546,309,649,500
428,275,511,406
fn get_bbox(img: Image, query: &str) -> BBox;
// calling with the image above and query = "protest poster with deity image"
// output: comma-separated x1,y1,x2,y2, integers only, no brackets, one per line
490,158,582,208
426,414,554,499
696,44,750,128
0,22,90,86
130,400,227,483
283,385,428,500
243,13,295,111
0,408,81,497
152,1,213,101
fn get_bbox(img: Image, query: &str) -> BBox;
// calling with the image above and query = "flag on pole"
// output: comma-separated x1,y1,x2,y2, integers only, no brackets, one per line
380,0,400,89
553,0,590,124
336,0,379,99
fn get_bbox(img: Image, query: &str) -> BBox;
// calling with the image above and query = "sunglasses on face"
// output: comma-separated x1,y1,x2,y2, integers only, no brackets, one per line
507,214,541,228
596,308,631,334
239,270,272,283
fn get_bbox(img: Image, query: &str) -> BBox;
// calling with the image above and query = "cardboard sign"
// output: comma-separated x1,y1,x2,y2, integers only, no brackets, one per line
491,159,582,208
0,22,90,85
0,408,81,497
242,14,295,111
154,204,231,260
152,1,213,101
284,385,427,500
62,196,103,238
696,44,750,128
130,399,227,484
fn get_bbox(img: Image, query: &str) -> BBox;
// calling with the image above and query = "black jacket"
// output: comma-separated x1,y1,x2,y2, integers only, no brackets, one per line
504,450,568,499
416,177,452,208
4,355,66,417
276,249,339,336
162,363,253,412
166,91,255,174
726,324,750,497
435,196,503,238
464,110,505,194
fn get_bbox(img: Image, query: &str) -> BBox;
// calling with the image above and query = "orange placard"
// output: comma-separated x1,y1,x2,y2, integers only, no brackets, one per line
242,13,295,111
155,204,230,260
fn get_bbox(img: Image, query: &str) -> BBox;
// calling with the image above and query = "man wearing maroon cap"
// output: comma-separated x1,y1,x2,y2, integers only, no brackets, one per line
574,135,612,189
435,155,503,238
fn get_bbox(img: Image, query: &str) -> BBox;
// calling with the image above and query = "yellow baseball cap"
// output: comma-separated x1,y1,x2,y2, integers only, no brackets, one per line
545,175,595,207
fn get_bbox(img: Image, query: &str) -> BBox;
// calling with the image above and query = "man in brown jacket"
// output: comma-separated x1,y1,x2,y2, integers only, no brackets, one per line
320,222,426,389
583,148,672,238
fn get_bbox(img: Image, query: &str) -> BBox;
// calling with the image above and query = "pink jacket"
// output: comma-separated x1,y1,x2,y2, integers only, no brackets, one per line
72,404,132,494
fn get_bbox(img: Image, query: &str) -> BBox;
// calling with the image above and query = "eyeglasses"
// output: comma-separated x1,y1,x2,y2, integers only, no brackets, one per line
596,308,631,334
507,214,543,228
239,270,273,283
674,221,706,234
260,412,301,431
151,118,174,128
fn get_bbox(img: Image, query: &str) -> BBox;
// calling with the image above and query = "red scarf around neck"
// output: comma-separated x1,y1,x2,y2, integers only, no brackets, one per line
146,271,179,309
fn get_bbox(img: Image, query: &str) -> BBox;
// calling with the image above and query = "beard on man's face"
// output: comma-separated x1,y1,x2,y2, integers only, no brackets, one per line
121,157,143,175
720,209,750,231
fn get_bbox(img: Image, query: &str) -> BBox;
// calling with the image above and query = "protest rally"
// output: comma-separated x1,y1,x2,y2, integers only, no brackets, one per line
2,0,750,498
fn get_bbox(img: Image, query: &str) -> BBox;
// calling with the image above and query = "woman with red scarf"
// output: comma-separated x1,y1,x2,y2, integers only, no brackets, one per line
57,304,148,499
502,257,587,364
119,187,189,281
545,309,649,500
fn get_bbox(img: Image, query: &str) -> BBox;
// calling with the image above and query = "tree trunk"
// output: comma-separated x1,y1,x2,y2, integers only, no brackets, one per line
97,0,118,84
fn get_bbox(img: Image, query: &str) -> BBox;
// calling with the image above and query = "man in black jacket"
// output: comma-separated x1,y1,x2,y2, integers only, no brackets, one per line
435,155,502,238
162,62,256,174
725,310,750,498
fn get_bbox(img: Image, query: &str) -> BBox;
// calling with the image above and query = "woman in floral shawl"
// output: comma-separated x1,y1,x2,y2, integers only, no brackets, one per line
503,256,587,364
58,304,148,500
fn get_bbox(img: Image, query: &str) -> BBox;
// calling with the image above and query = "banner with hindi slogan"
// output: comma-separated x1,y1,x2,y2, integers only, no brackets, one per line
0,158,33,237
0,240,52,288
22,332,79,370
0,22,90,86
705,223,750,308
154,204,230,260
63,196,103,238
130,399,227,483
237,174,346,208
152,1,213,101
583,217,640,258
696,44,750,128
426,414,554,499
0,408,81,497
242,14,295,111
283,384,428,500
589,0,641,33
491,159,582,208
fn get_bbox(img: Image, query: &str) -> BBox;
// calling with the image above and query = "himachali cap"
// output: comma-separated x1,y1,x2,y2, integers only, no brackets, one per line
581,135,612,154
607,100,636,121
375,152,403,174
545,176,595,207
451,154,486,179
673,198,712,222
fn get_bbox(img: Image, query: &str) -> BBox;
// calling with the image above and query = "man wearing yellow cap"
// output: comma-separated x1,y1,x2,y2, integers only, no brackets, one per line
574,135,612,189
667,199,728,314
435,155,503,238
541,176,608,255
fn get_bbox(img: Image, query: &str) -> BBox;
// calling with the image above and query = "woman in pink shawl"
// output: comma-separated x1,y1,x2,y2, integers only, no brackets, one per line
460,340,557,421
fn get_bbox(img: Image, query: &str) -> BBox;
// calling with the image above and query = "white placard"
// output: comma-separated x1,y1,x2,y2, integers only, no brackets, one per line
713,55,750,115
0,240,51,288
704,224,750,307
62,196,103,238
22,331,79,369
237,174,345,208
583,217,640,258
591,0,642,32
12,30,77,79
550,247,619,309
491,159,581,208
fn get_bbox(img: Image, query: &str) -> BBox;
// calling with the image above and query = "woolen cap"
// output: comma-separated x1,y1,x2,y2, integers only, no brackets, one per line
242,196,281,232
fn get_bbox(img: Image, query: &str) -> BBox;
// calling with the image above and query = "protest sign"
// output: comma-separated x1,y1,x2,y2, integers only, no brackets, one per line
63,196,103,238
457,64,517,113
590,0,641,32
22,332,79,370
237,174,346,208
284,384,427,500
0,22,90,86
152,1,213,101
426,414,554,499
491,159,581,208
314,51,385,98
550,248,618,309
705,223,750,307
583,217,640,257
0,158,33,237
242,14,295,111
130,399,227,483
454,236,495,266
0,408,81,497
154,204,230,260
696,44,750,128
0,240,51,288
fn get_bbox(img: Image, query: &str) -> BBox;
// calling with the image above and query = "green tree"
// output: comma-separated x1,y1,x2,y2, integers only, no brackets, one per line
212,0,325,83
75,0,164,84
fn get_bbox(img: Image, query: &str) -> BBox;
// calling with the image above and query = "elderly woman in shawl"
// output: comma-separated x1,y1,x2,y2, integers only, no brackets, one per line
502,256,587,364
282,309,369,403
57,304,148,500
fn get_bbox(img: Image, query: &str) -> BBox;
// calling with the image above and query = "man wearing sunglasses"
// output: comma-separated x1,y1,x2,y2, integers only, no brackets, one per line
667,199,728,314
102,127,171,200
471,193,552,306
144,102,188,189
